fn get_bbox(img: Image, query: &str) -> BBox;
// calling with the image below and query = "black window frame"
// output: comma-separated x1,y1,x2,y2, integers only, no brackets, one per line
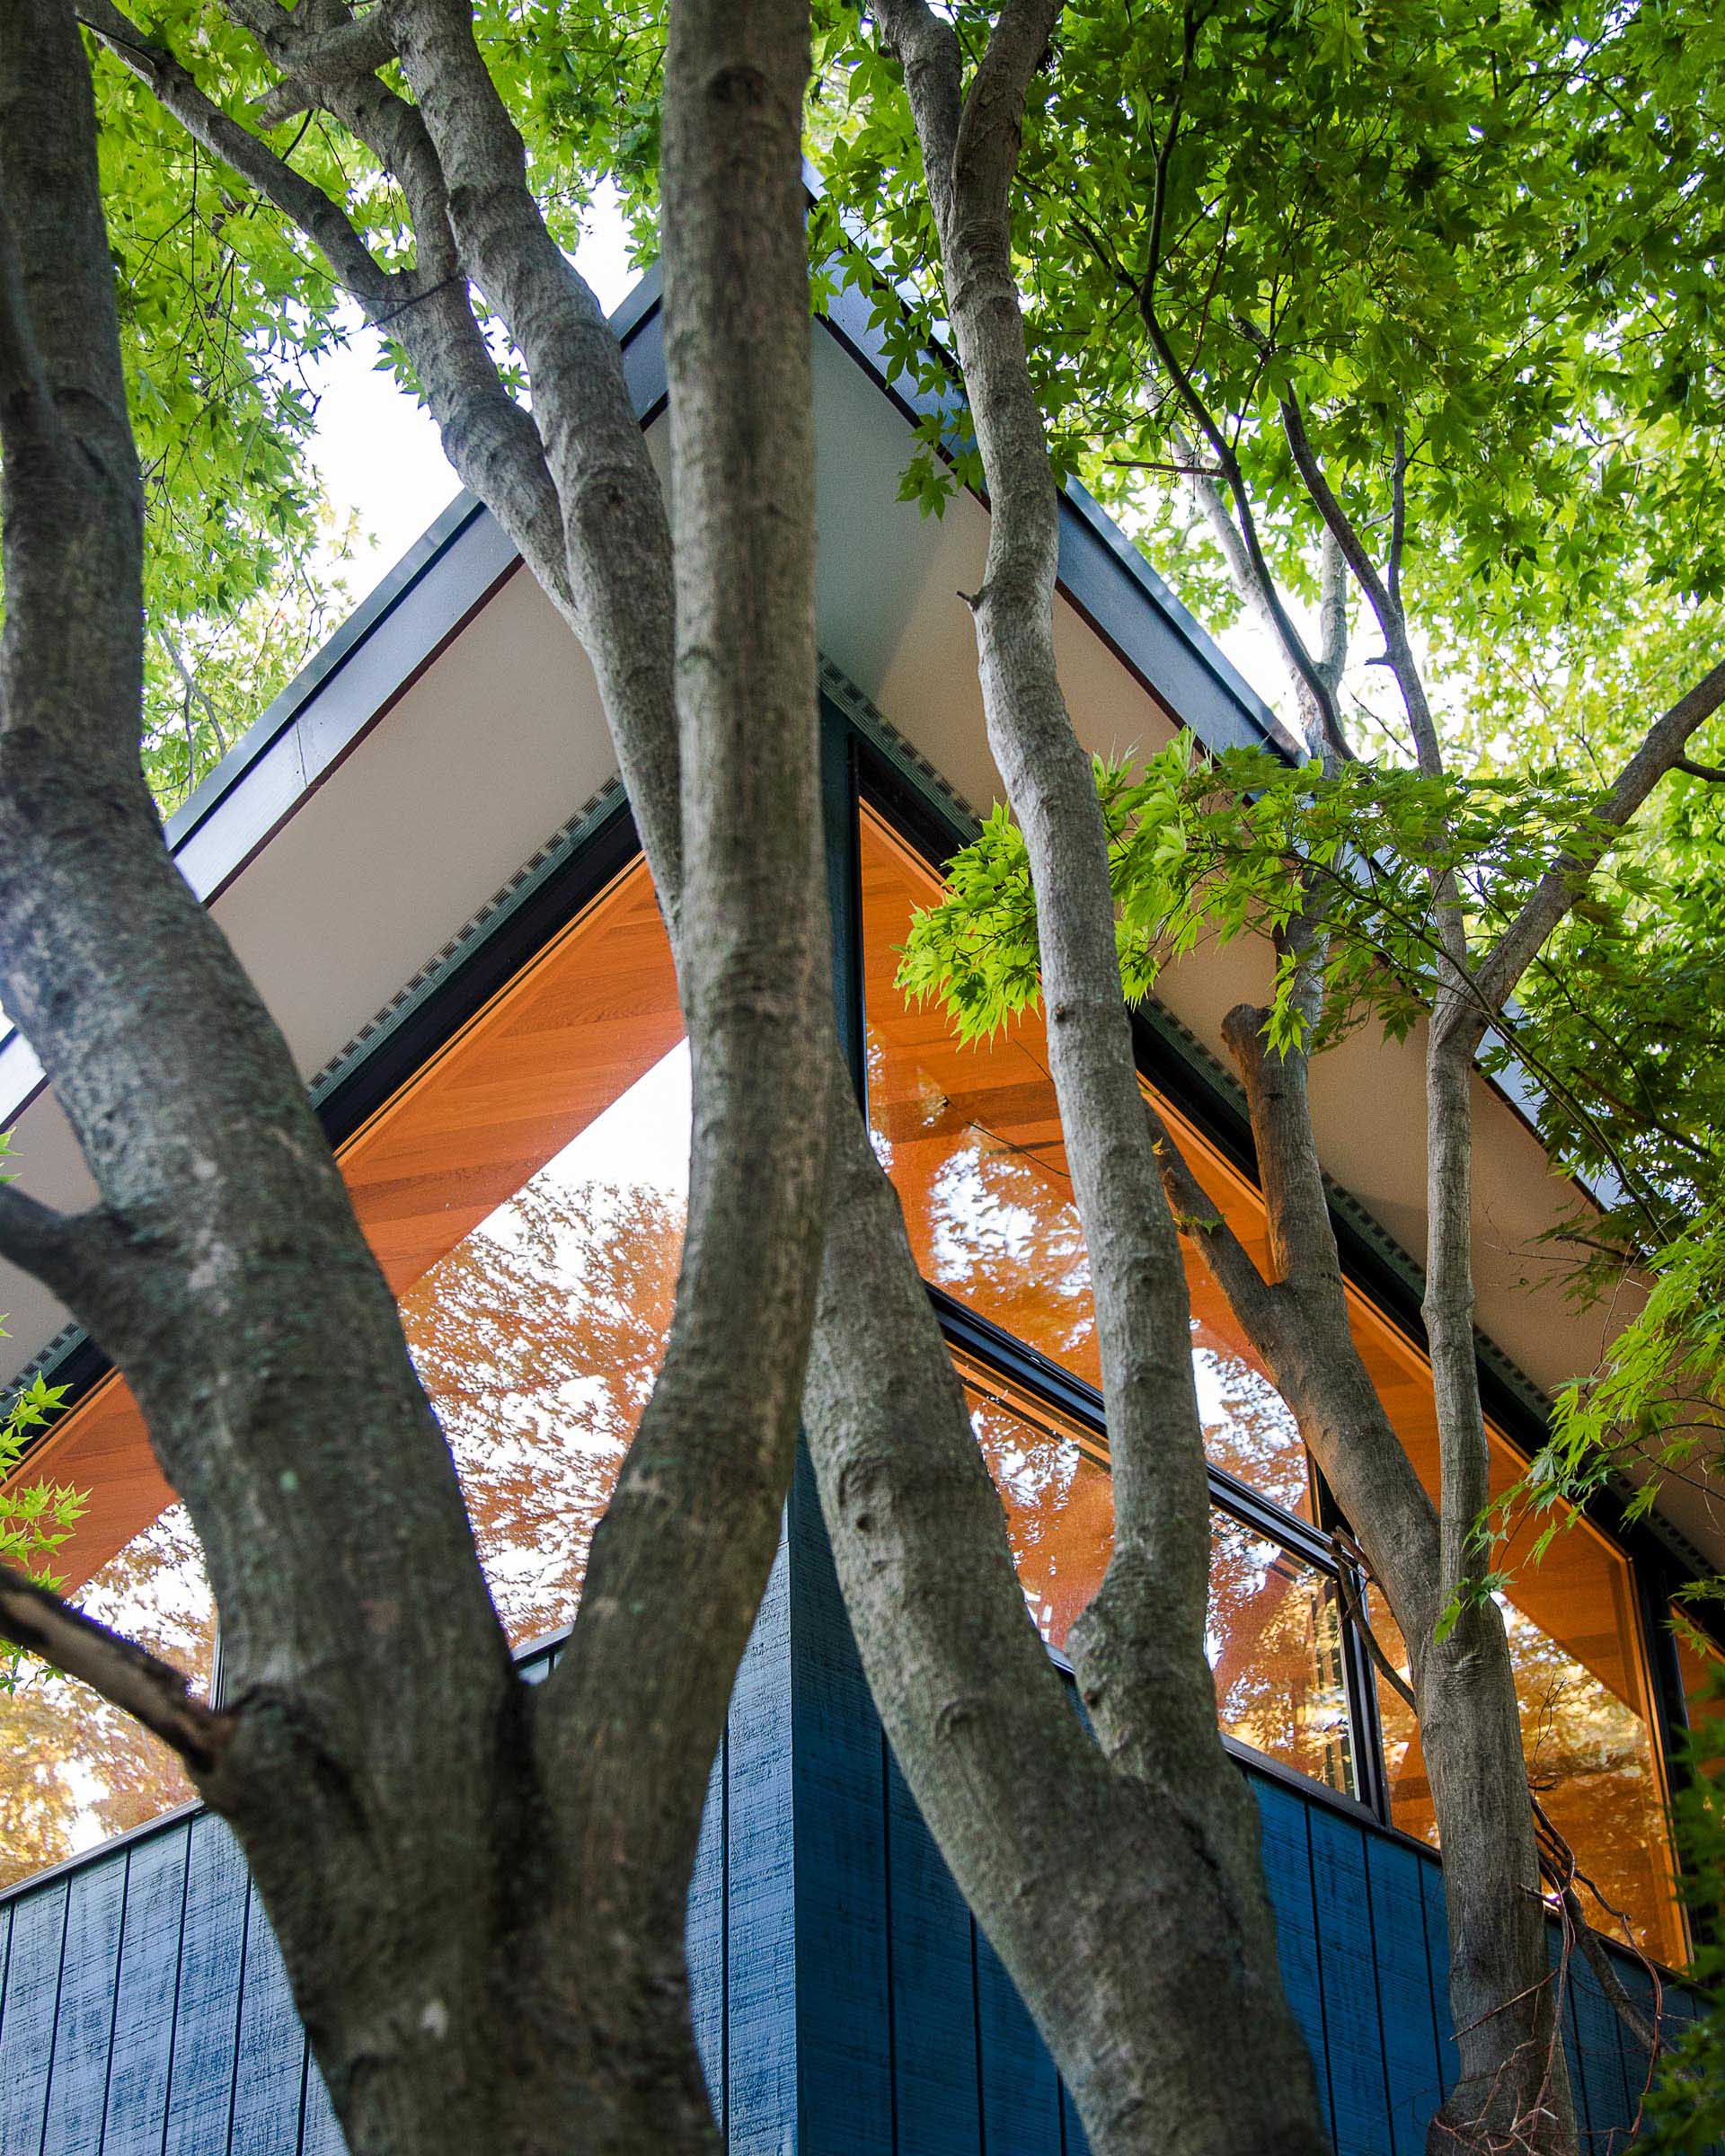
8,684,1716,1931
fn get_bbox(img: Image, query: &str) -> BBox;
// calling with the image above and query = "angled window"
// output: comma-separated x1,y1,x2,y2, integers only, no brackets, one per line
960,1356,1356,1798
0,849,685,1889
859,791,1684,1963
862,805,1314,1522
1673,1607,1725,1776
0,1503,213,1893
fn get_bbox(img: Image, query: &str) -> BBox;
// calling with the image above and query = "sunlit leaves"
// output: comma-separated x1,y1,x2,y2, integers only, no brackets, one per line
896,734,1639,1064
0,1143,83,1696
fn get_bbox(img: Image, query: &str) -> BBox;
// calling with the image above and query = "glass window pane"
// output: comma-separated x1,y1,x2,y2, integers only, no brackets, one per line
1672,1608,1725,1777
1369,1584,1685,1966
0,850,687,1904
963,1358,1351,1795
402,1041,686,1645
963,1368,1113,1652
356,853,688,1648
861,799,1682,1948
0,1503,215,1891
863,805,1313,1519
1210,1512,1355,1798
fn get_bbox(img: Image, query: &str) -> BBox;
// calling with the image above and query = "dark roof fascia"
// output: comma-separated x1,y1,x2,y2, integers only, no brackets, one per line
803,154,1302,765
0,273,668,1120
831,658,1725,1625
0,225,1302,1120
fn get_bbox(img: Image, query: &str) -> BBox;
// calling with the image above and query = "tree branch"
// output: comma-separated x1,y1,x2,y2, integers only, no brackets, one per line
0,1568,233,1775
1141,1096,1289,1356
0,1186,137,1321
1134,31,1343,760
250,12,397,127
98,0,571,623
1275,384,1442,780
377,0,684,891
77,0,398,305
871,0,963,180
951,0,1058,221
1472,658,1725,1024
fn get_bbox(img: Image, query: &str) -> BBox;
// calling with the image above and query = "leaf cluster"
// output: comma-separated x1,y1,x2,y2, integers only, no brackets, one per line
0,1137,84,1696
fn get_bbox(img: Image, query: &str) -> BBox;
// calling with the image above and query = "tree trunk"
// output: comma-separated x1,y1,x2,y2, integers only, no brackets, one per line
1163,998,1574,2154
806,7,1331,2149
802,1088,1331,2156
0,4,826,2152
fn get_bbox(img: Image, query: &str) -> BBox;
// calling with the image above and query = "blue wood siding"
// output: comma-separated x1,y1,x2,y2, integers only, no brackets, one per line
779,1462,1696,2156
0,1586,788,2156
0,1489,1698,2156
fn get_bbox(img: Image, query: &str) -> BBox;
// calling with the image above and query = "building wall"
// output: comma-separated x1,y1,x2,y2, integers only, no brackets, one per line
0,1469,1693,2156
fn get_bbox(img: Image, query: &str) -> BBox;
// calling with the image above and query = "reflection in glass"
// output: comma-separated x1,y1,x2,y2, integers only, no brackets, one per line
965,1365,1351,1794
403,1041,689,1647
1674,1608,1725,1777
0,855,690,1895
1369,1585,1683,1965
862,806,1313,1519
1210,1513,1354,1797
0,1504,215,1890
964,1374,1112,1652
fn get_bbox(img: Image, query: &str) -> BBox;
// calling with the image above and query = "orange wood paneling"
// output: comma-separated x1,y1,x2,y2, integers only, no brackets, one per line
4,856,681,1594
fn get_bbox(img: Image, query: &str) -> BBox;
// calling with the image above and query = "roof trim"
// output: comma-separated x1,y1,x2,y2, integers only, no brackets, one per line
0,243,1300,1123
0,206,1624,1444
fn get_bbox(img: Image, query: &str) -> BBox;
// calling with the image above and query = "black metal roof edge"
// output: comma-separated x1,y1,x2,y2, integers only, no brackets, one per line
0,193,1650,1525
160,489,489,857
0,278,664,1082
163,268,662,861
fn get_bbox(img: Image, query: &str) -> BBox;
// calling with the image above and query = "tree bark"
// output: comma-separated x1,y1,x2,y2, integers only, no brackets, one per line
0,4,826,2152
1163,993,1572,2153
802,1089,1329,2156
832,5,1329,2149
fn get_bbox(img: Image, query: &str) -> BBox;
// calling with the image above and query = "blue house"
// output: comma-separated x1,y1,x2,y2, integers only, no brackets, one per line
0,257,1714,2156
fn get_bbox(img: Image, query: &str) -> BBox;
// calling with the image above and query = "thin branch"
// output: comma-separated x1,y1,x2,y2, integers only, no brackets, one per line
1533,1795,1660,2058
77,0,399,305
1474,658,1725,1021
1134,13,1344,761
1675,754,1725,785
102,0,569,615
251,12,397,127
155,623,229,757
1330,1530,1416,1710
0,1187,133,1319
1141,1097,1288,1355
0,1569,232,1775
1276,382,1444,782
1316,525,1347,692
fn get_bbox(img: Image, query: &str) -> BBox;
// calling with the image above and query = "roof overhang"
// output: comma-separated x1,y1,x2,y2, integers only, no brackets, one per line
2,255,1705,1569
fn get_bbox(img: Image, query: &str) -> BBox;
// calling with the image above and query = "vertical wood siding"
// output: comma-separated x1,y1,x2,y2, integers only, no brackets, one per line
0,1588,788,2156
0,1504,1698,2156
780,1462,1699,2156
